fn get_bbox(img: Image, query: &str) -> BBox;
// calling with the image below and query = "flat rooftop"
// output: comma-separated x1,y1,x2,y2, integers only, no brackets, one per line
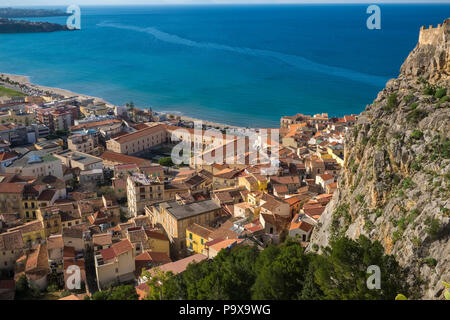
161,199,221,220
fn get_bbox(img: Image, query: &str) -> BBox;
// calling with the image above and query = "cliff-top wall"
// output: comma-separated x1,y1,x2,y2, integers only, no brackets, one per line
419,19,450,47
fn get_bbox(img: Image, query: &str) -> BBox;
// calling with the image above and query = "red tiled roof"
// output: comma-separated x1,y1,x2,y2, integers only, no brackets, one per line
70,119,121,131
149,253,207,276
100,151,149,166
113,124,165,144
99,239,133,261
144,230,168,242
0,183,25,193
0,152,17,161
148,251,172,264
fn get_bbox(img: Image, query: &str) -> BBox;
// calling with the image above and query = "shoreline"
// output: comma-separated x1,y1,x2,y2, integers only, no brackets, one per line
0,72,248,130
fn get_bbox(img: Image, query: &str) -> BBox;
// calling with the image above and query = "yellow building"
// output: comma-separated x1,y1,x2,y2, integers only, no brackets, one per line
238,174,268,192
186,223,215,255
22,187,58,222
146,230,170,256
327,144,345,166
146,199,222,258
80,104,109,117
8,220,45,246
37,207,62,237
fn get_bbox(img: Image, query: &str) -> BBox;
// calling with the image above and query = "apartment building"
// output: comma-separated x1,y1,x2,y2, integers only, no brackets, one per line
146,199,222,257
34,105,78,132
67,132,100,155
95,239,135,290
127,173,164,217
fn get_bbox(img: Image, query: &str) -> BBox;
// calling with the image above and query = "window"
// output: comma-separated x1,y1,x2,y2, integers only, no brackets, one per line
302,234,306,242
201,239,204,245
189,233,192,240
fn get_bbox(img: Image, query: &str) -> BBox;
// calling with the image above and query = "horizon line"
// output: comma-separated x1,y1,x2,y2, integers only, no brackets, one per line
8,2,450,7
7,1,450,6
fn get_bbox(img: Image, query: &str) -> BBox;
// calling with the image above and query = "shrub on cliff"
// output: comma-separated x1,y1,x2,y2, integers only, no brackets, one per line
434,87,447,99
384,93,398,111
406,108,428,124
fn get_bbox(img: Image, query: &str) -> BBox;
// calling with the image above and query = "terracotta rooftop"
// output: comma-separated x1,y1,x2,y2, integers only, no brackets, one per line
0,151,17,161
47,235,63,250
113,124,165,144
0,230,24,251
209,238,244,252
25,244,49,273
8,220,43,234
144,230,169,242
92,233,112,247
149,253,207,276
0,183,25,193
100,239,133,261
147,251,172,264
100,151,149,165
186,223,215,239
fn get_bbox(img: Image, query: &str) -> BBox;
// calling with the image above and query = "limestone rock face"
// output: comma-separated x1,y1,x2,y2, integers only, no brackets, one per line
401,19,450,82
309,19,450,300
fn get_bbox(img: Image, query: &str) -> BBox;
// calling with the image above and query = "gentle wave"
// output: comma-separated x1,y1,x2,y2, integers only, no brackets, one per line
97,21,389,87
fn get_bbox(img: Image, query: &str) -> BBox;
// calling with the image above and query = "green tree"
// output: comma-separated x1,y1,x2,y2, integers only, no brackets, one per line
108,285,138,300
251,240,309,299
91,290,110,300
312,236,408,300
158,156,174,167
98,186,116,199
143,269,185,300
15,275,30,300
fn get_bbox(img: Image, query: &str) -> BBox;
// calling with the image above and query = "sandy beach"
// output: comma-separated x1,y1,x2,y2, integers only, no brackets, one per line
0,71,247,130
0,72,106,103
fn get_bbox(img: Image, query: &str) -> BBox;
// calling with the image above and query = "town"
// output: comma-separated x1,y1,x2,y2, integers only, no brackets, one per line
0,80,357,300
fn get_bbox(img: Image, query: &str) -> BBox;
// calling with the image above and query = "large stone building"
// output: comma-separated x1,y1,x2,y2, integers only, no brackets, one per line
106,123,168,155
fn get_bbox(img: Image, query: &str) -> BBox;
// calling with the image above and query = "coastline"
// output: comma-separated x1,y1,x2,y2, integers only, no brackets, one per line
0,72,247,130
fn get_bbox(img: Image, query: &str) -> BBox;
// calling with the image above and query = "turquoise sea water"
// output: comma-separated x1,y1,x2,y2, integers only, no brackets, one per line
1,4,450,127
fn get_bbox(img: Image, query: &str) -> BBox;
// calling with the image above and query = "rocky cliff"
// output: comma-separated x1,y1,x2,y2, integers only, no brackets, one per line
309,19,450,300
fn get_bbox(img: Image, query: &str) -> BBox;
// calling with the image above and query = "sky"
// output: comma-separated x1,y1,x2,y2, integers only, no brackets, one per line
5,0,450,6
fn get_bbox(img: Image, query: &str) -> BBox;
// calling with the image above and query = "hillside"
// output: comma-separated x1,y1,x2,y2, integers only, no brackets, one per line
0,18,70,34
309,19,450,300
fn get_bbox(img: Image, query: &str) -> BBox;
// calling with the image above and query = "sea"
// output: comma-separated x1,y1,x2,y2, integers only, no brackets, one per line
1,4,450,127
